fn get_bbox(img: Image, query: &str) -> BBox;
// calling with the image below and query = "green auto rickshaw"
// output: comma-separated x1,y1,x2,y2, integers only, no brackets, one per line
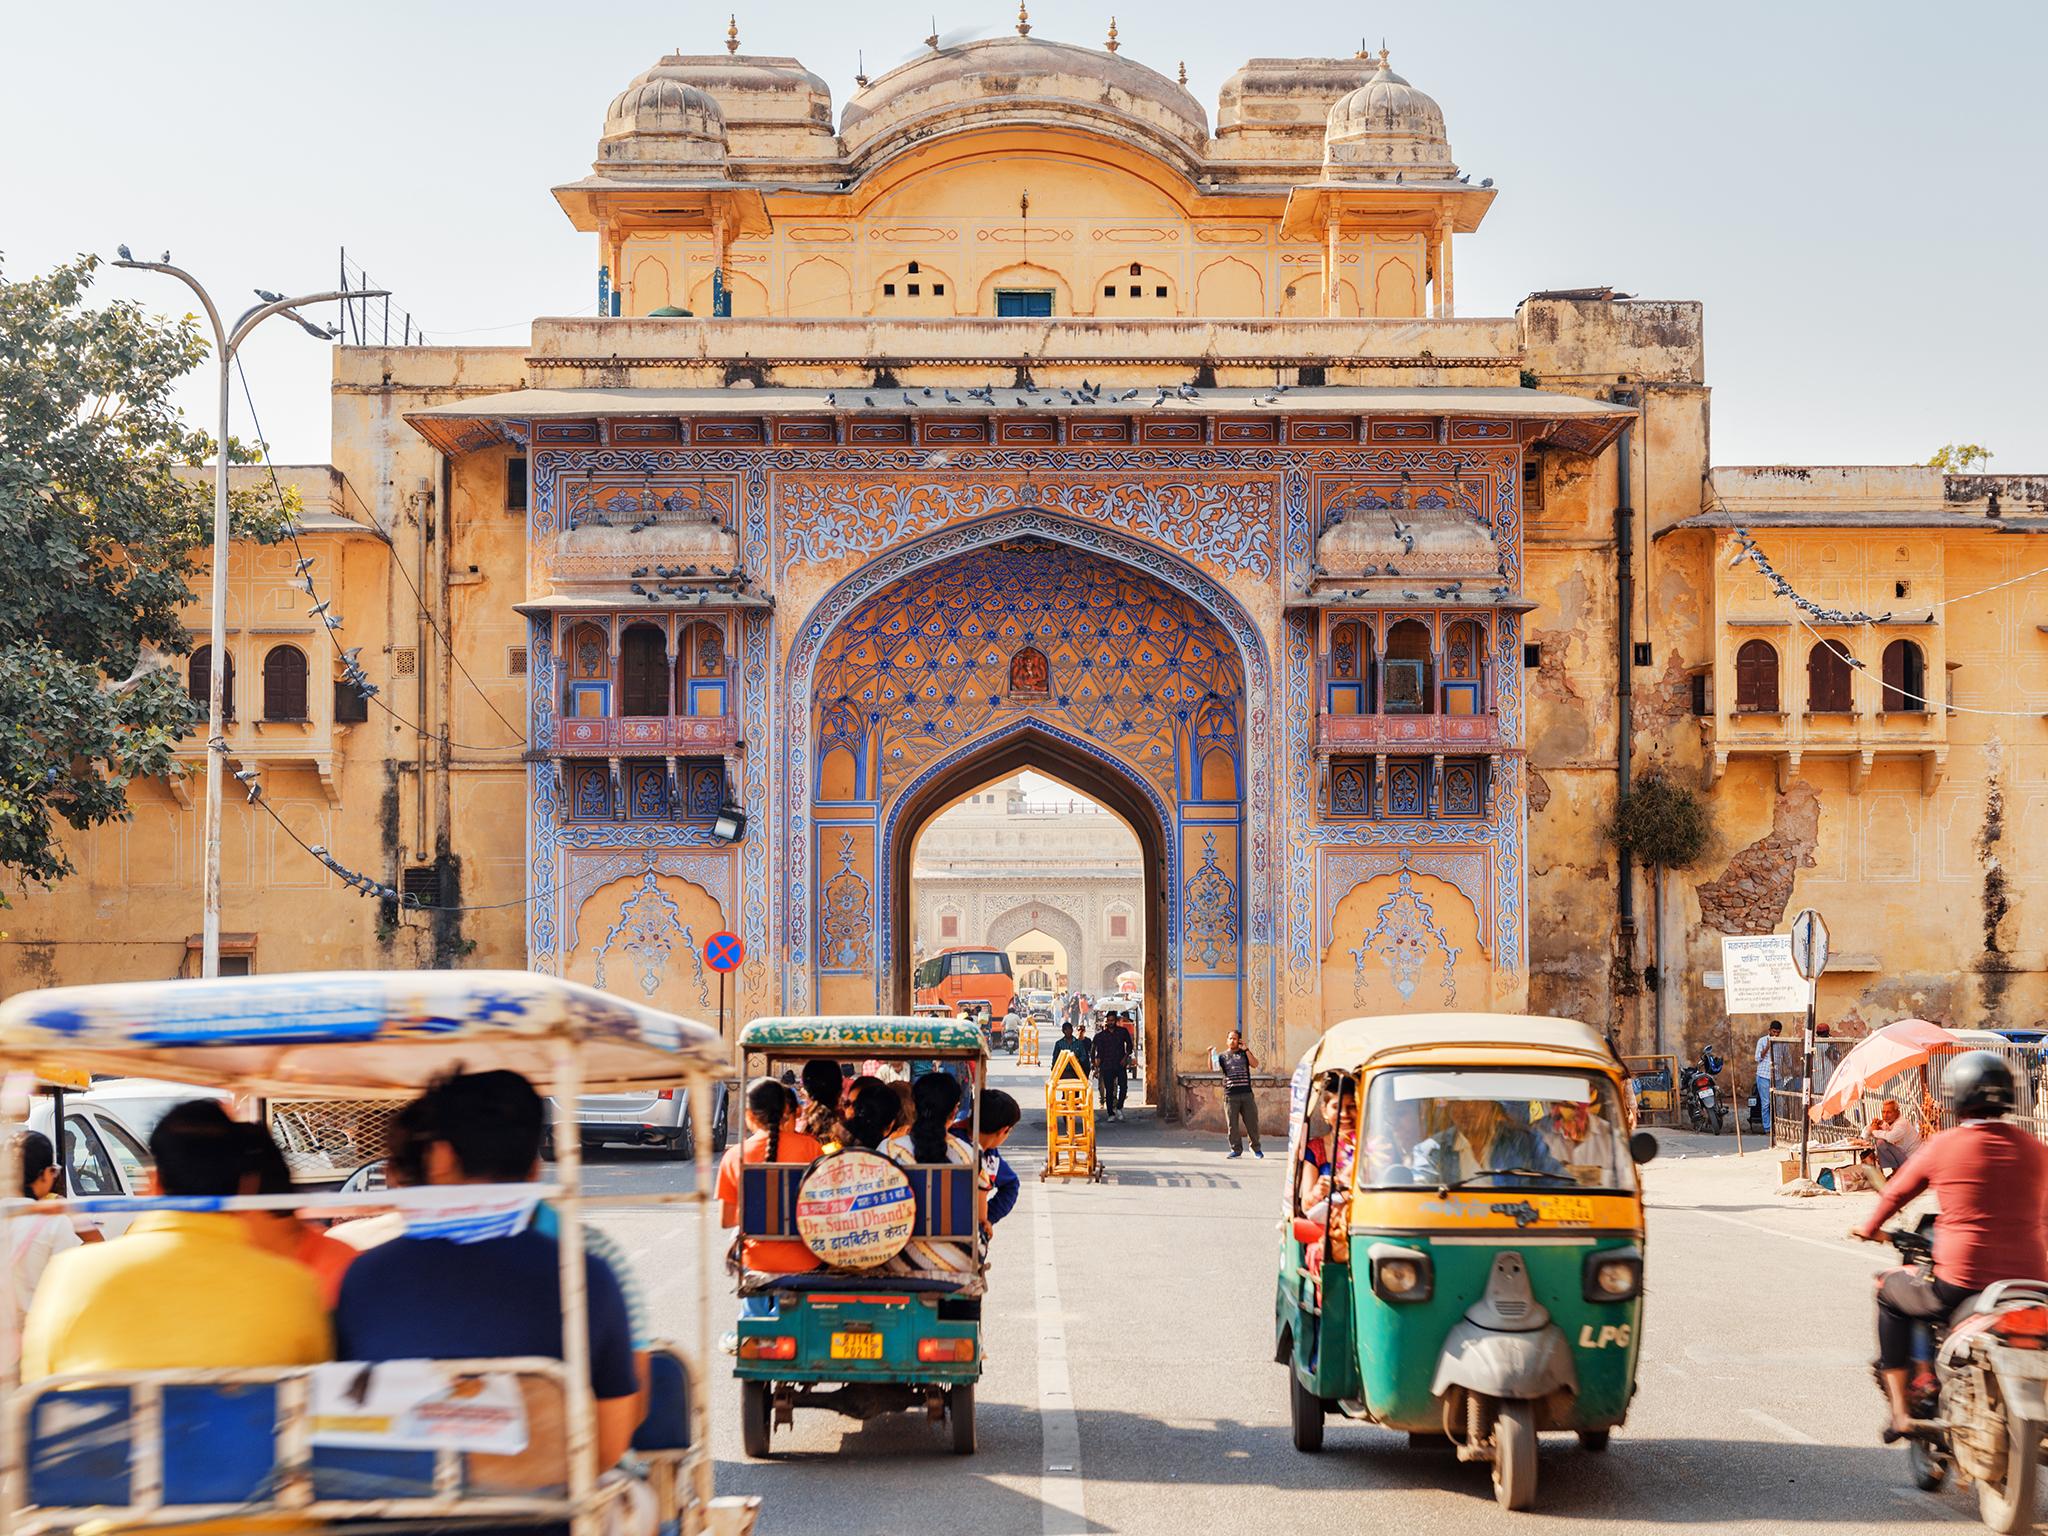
1275,1013,1657,1510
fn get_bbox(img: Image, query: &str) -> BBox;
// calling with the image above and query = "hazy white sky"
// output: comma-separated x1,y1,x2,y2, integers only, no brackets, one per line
5,1,2043,469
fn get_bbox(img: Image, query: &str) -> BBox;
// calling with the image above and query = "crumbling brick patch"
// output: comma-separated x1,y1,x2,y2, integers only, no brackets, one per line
1527,768,1551,813
1632,653,1696,739
1694,780,1820,935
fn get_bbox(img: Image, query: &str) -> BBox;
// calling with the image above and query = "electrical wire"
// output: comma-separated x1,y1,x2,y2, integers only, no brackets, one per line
333,472,528,745
235,749,725,916
1795,616,2046,719
1941,559,2048,608
230,358,522,754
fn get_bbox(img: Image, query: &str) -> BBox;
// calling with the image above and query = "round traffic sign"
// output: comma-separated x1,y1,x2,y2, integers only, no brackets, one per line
705,930,745,972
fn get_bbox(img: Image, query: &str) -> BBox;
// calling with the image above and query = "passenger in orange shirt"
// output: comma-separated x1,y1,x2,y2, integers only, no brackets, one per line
230,1122,359,1308
719,1078,824,1327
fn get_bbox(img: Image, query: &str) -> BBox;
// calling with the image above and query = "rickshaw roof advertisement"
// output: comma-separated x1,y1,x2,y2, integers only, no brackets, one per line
0,970,725,1095
739,1016,988,1057
1312,1013,1615,1075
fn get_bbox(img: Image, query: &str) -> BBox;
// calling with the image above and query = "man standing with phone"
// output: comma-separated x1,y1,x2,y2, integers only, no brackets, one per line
1755,1020,1783,1134
1218,1029,1262,1159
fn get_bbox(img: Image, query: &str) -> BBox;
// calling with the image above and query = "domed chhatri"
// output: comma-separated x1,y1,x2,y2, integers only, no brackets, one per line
840,34,1210,162
599,73,728,172
1324,49,1458,182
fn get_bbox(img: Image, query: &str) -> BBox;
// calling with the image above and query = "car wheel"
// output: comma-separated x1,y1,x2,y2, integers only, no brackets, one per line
949,1384,977,1455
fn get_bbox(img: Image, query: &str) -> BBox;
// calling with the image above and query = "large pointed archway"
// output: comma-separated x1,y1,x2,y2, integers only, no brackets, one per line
889,725,1172,1103
786,517,1263,1092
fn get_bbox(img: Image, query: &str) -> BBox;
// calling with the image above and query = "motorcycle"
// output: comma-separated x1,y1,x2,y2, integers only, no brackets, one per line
1880,1219,2048,1532
1680,1046,1727,1134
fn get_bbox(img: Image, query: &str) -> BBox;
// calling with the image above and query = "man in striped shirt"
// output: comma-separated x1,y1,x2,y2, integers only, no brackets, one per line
1218,1030,1263,1159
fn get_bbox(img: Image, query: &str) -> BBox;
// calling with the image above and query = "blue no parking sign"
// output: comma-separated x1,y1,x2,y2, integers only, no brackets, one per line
706,931,745,972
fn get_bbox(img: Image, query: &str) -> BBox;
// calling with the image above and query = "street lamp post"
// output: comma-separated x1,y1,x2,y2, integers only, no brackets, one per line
111,252,385,978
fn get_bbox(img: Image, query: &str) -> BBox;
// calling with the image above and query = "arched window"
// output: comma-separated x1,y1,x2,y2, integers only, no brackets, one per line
262,645,309,721
676,621,727,717
1734,639,1779,713
1384,619,1434,714
1806,641,1854,712
187,646,234,722
1326,621,1373,715
1443,619,1486,714
1882,638,1926,713
619,624,669,716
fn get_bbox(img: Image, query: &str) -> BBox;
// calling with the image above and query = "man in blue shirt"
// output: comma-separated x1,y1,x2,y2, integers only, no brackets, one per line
952,1089,1023,1236
332,1070,642,1472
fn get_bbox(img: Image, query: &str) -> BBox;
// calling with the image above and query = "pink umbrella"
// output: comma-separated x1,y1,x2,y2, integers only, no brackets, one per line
1817,1018,1963,1118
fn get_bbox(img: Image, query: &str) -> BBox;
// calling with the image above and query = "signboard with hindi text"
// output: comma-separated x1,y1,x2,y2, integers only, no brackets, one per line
1719,934,1812,1014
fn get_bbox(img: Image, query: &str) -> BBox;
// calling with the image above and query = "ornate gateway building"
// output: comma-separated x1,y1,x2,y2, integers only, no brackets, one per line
10,22,2045,1107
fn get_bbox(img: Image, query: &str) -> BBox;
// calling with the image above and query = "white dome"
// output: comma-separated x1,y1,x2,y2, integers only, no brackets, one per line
1323,55,1457,181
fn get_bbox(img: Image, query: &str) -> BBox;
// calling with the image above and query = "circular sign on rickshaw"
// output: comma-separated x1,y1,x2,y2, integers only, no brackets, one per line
794,1149,917,1270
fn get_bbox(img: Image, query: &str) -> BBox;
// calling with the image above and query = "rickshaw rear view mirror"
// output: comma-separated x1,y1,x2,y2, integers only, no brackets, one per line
1629,1130,1659,1165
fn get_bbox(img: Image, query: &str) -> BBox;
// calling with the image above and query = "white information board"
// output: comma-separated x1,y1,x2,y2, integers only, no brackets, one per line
1720,934,1812,1014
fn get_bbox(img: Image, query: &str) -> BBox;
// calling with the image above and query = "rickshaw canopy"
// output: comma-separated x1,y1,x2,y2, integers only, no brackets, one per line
740,1015,987,1058
1307,1013,1619,1079
0,970,725,1097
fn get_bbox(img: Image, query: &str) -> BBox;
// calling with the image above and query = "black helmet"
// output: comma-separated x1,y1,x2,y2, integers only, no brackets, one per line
1944,1050,2017,1120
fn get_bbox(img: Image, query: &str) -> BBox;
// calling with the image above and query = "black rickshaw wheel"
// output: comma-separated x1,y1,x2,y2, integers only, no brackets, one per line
1577,1427,1610,1454
1492,1401,1537,1510
950,1383,978,1455
1289,1369,1326,1453
1907,1437,1947,1492
741,1379,774,1459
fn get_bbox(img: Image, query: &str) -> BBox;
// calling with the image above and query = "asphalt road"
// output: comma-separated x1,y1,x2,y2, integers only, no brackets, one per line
587,1061,2022,1534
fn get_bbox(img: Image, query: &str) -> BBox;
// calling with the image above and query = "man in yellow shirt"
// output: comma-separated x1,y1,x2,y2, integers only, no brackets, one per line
22,1101,330,1380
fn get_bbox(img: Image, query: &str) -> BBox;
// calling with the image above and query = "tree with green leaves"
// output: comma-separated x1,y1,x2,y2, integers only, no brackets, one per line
0,255,291,896
1927,443,1995,474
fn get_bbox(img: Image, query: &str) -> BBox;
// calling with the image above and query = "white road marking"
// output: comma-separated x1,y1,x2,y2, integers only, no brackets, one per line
1653,1203,1873,1258
1037,1186,1086,1536
1745,1407,1822,1445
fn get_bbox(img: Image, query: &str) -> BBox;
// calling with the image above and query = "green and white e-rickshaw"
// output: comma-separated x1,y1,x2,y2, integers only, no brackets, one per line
1276,1013,1657,1511
730,1016,988,1457
0,970,758,1536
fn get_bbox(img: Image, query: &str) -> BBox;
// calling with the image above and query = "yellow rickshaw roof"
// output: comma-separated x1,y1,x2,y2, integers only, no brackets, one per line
1309,1013,1618,1075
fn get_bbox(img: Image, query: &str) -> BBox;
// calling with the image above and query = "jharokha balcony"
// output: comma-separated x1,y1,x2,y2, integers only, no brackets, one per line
552,713,738,756
1314,711,1505,756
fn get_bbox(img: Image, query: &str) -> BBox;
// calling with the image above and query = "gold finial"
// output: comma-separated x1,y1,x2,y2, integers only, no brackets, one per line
1379,42,1391,69
1356,38,1370,59
1016,1,1031,36
1105,17,1119,52
926,15,939,50
725,14,739,54
854,49,868,88
1177,60,1187,86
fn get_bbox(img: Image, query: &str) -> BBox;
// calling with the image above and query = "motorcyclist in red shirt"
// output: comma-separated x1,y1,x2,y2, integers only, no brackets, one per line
1853,1051,2048,1440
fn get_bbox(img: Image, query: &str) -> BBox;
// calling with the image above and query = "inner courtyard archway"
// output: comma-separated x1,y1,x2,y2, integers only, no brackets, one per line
893,733,1170,1104
794,527,1256,1098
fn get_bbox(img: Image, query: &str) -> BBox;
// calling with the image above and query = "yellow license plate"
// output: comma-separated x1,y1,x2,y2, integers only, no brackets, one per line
1535,1195,1595,1226
830,1331,884,1360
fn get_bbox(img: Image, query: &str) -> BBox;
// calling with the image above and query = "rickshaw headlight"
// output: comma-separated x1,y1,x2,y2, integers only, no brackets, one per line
1583,1248,1644,1303
1368,1245,1433,1304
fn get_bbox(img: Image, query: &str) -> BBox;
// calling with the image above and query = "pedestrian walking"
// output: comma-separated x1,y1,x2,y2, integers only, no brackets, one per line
1755,1019,1783,1134
1217,1028,1262,1158
1094,1014,1133,1121
1050,1020,1093,1079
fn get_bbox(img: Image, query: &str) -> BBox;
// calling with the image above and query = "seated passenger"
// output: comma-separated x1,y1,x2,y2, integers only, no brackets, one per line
4,1130,102,1373
843,1078,903,1152
717,1078,824,1278
21,1102,331,1379
883,1073,978,1275
331,1070,641,1473
230,1121,359,1307
1534,1099,1626,1182
798,1059,852,1148
1408,1100,1564,1187
951,1089,1023,1241
1298,1081,1359,1222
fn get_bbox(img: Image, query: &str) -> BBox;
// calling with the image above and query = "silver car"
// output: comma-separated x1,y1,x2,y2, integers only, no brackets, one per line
547,1080,730,1159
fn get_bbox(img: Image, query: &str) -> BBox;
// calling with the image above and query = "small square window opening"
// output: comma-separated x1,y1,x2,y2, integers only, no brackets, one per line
908,283,920,296
883,282,896,296
933,283,945,296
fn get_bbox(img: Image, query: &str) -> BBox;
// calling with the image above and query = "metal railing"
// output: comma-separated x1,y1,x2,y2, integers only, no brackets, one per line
1763,1039,2048,1152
